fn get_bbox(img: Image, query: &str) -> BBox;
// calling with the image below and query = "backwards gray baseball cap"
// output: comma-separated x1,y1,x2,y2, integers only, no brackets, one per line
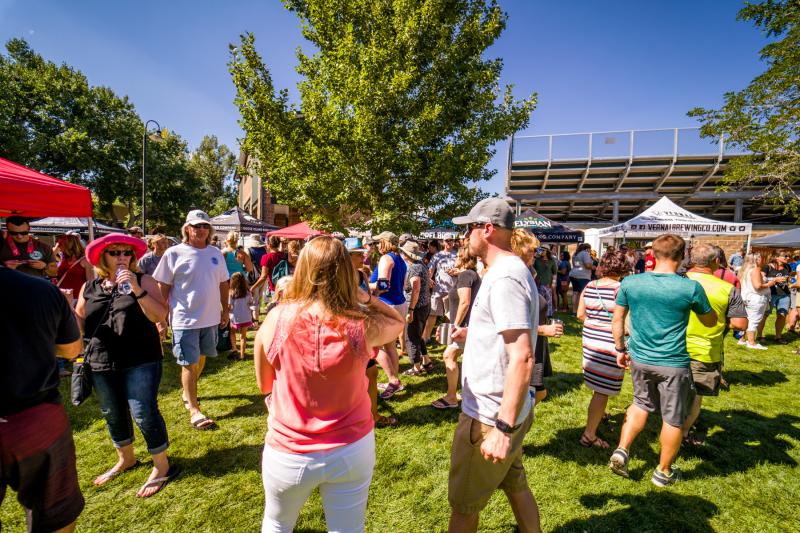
452,197,515,229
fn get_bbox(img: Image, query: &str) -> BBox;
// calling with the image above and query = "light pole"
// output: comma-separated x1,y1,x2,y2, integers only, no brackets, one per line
142,120,165,234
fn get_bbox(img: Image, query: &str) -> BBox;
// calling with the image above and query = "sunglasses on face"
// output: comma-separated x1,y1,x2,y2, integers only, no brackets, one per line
7,230,29,236
464,222,486,237
105,250,135,257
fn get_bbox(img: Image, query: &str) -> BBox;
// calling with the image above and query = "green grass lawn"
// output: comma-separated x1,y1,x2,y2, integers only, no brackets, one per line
3,314,799,532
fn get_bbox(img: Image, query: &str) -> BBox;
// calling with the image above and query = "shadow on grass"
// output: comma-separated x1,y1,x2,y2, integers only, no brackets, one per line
524,412,660,479
527,408,800,480
552,492,718,533
176,443,263,476
397,403,461,427
545,372,583,399
208,393,266,420
684,409,800,478
723,369,788,387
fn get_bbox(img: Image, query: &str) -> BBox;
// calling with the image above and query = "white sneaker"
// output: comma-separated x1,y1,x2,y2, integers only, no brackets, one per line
737,338,747,346
746,343,768,350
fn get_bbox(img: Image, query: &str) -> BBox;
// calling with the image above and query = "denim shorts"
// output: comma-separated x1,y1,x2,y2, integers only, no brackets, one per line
770,294,790,316
570,277,591,294
172,326,218,366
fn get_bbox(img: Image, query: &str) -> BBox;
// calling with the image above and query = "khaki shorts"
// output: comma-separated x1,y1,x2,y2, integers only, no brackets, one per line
690,360,721,397
448,410,534,514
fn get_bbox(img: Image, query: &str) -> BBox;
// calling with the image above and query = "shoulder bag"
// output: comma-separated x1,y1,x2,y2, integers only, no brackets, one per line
71,289,113,406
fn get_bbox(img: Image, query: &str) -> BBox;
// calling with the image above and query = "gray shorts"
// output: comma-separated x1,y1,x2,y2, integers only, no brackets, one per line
630,360,695,427
430,292,449,317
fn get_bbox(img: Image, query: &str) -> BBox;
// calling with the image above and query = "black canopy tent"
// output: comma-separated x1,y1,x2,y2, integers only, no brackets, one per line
514,209,584,243
210,206,278,235
26,217,124,236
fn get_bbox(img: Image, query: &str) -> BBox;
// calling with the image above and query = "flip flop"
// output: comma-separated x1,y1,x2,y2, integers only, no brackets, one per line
94,460,140,486
431,397,459,409
190,414,217,430
403,367,424,376
375,415,398,428
422,361,435,373
136,465,181,498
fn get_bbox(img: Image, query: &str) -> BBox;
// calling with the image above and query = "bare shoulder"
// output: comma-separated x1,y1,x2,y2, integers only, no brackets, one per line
257,306,282,341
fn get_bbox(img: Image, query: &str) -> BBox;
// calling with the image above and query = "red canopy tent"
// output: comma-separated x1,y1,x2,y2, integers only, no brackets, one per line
266,221,327,240
0,156,93,218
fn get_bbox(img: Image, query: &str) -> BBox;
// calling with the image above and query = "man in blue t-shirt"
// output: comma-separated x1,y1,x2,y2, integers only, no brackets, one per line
609,234,717,488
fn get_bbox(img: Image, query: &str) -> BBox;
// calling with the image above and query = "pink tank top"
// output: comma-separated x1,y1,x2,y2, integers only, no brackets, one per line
265,303,373,454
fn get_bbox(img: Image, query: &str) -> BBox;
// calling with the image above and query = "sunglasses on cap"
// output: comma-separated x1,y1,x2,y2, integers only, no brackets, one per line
105,250,135,257
7,230,29,236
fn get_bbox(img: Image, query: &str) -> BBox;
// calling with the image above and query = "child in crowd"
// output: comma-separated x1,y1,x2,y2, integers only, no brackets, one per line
229,272,254,360
265,275,292,316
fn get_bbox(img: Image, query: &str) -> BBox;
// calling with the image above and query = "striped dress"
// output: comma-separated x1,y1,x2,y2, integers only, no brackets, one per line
581,280,625,396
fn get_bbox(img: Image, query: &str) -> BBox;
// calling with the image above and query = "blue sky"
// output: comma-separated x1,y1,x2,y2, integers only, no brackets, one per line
0,0,769,194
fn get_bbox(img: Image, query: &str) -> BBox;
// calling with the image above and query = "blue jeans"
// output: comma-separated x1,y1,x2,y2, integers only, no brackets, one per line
92,361,169,455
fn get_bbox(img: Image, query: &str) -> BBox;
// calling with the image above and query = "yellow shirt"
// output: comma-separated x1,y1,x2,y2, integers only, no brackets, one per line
686,272,733,364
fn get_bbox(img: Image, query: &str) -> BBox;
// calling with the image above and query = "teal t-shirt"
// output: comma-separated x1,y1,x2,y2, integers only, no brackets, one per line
615,272,712,368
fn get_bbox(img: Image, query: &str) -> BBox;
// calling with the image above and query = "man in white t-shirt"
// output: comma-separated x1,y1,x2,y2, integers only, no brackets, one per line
154,210,230,430
447,198,540,533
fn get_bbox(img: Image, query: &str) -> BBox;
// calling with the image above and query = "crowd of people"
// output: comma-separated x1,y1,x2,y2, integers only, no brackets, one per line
2,202,799,532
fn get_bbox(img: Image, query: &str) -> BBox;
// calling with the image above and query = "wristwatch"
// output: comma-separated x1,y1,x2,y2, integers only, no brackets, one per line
495,418,522,435
615,344,628,353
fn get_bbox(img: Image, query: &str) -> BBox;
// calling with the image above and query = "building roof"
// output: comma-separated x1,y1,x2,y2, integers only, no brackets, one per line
505,128,793,225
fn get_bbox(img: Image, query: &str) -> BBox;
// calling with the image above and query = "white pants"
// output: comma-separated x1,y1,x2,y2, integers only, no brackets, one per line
743,294,769,332
261,431,375,533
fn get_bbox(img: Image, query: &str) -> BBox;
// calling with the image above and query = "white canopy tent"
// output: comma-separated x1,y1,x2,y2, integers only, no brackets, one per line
597,197,752,242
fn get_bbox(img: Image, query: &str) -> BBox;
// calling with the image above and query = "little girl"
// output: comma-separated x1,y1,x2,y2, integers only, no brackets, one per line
228,272,254,360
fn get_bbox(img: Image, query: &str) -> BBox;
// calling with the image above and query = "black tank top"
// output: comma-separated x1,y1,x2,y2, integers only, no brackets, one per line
83,274,163,371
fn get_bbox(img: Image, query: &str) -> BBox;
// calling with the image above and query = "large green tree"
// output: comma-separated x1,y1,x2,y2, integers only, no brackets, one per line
189,135,238,217
0,38,141,219
0,39,228,233
229,0,535,232
689,0,800,219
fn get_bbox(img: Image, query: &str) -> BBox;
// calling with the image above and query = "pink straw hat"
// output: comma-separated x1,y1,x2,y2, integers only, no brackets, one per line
85,234,148,266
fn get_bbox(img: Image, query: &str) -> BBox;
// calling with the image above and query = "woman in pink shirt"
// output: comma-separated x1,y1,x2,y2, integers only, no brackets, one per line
254,236,404,533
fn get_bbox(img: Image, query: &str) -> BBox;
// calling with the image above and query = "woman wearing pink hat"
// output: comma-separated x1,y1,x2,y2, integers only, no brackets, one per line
75,234,179,498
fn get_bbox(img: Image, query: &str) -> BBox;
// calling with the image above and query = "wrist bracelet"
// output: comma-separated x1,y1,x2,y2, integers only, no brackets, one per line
134,290,148,301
